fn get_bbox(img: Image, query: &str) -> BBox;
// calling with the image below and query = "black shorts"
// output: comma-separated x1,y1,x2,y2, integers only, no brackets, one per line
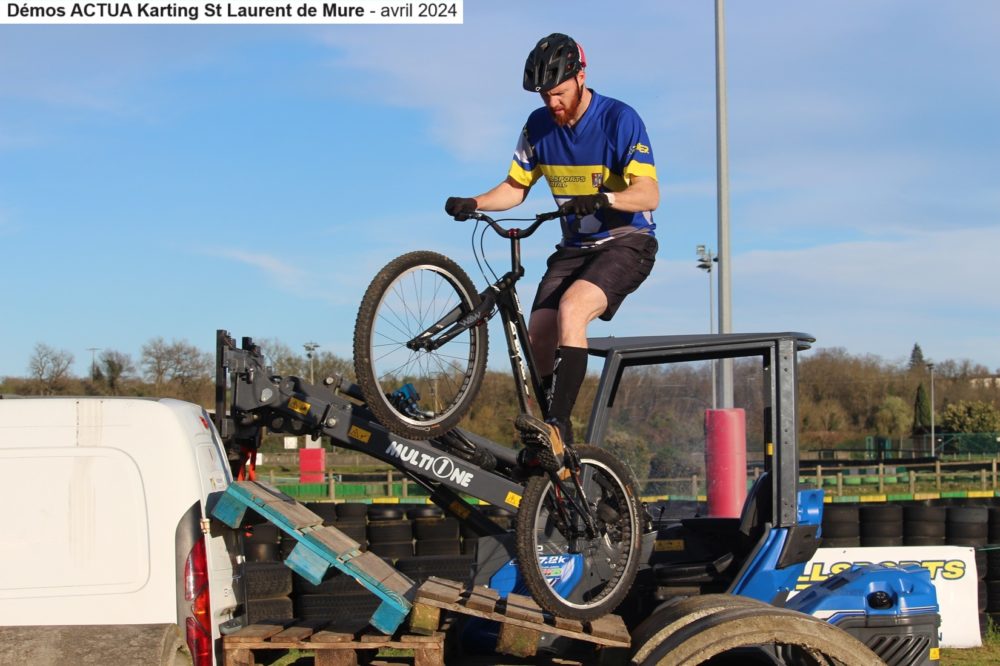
531,232,658,321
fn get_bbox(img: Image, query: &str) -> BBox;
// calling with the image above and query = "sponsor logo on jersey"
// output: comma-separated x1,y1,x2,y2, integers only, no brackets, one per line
591,172,603,188
546,174,587,189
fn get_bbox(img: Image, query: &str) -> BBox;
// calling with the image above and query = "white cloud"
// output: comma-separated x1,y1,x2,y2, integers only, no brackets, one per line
212,248,306,288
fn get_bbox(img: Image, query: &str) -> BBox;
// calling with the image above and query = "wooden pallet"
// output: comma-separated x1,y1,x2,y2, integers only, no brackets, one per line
408,577,630,658
212,480,416,634
222,623,445,666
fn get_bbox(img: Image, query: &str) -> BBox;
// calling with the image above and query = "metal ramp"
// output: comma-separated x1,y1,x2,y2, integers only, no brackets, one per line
211,480,415,634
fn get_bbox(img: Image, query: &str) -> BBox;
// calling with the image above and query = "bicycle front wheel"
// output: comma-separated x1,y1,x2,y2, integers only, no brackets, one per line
353,251,489,441
514,445,643,621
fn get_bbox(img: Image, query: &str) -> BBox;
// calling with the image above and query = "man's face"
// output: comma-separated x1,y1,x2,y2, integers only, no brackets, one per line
542,73,584,127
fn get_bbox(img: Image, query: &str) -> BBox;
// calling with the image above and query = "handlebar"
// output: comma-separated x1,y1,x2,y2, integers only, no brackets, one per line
465,210,562,240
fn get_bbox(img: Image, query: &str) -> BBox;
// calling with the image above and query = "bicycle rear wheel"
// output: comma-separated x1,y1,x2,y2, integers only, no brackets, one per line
353,251,489,441
514,445,642,621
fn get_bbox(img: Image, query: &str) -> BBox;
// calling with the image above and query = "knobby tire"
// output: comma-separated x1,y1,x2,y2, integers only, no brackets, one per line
514,445,642,621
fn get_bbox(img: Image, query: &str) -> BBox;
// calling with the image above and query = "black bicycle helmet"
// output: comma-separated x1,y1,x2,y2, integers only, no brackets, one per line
523,33,586,93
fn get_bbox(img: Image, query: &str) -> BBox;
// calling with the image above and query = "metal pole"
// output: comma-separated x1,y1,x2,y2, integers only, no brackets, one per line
928,362,936,458
708,254,717,409
87,347,100,379
696,246,718,409
715,0,734,408
304,342,319,384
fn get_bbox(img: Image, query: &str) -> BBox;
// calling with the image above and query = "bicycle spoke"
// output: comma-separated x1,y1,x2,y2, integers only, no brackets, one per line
427,353,464,404
389,279,423,332
376,301,419,341
372,330,409,347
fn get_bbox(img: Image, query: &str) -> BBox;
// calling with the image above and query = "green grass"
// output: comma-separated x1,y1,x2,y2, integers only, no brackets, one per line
942,620,1000,665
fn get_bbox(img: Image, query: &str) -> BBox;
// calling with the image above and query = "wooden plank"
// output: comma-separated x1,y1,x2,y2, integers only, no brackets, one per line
315,651,359,666
412,640,446,666
587,615,629,643
497,622,540,658
237,481,325,530
310,631,357,644
415,578,464,605
262,500,325,530
223,647,254,666
553,616,584,633
311,525,364,554
400,632,445,644
225,624,285,643
351,551,416,597
465,586,500,613
503,593,543,624
425,576,465,592
270,625,316,643
229,481,324,531
411,591,629,648
409,602,442,636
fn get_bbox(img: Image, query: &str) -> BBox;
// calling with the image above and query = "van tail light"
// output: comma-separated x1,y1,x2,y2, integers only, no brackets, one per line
184,537,213,665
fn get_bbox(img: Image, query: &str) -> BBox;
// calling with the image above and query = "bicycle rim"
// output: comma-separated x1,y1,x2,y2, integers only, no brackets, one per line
518,447,641,620
366,263,482,433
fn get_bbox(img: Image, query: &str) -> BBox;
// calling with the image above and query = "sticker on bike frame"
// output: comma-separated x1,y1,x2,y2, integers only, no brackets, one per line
349,425,372,443
655,539,685,551
385,441,475,488
288,397,311,415
505,491,522,508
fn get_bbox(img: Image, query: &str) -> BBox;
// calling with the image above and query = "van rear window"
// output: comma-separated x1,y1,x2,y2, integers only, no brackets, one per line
0,447,149,597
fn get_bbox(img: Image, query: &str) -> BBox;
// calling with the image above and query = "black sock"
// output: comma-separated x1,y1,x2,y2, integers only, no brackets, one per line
548,346,588,429
540,374,554,412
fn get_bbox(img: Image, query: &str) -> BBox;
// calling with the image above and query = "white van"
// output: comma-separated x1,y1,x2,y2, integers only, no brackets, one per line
0,397,237,665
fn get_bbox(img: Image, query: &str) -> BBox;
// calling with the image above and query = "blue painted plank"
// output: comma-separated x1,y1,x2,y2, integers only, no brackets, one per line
210,480,416,634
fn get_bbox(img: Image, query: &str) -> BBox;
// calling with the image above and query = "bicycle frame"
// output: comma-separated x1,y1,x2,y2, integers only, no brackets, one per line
404,211,561,419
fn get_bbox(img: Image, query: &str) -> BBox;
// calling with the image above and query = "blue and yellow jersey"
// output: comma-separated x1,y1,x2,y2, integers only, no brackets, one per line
508,89,657,248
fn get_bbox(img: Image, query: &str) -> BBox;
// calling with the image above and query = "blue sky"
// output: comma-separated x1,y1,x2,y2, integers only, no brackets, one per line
1,1,998,380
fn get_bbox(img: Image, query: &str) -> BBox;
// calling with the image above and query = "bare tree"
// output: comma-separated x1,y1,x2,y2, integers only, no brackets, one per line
27,343,75,395
141,338,211,397
100,349,135,395
141,337,171,392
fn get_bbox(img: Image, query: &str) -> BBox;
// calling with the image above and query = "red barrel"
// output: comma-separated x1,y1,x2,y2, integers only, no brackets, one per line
299,448,326,484
705,409,747,518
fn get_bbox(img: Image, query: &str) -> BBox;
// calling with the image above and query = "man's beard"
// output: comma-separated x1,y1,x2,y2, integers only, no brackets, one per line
550,83,583,127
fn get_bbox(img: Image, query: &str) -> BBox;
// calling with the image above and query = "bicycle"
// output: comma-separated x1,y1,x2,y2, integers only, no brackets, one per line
352,211,643,621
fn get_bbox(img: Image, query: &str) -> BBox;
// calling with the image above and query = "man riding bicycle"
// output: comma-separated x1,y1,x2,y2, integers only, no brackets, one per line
445,33,660,469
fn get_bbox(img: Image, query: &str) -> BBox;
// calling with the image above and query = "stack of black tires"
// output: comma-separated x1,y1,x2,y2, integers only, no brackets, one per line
241,521,295,623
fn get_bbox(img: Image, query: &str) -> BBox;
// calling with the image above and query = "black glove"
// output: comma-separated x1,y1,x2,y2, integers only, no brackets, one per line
445,197,478,221
559,193,610,217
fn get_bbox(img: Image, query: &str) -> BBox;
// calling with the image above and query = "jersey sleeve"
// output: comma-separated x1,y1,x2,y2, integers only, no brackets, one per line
617,107,657,183
507,125,543,187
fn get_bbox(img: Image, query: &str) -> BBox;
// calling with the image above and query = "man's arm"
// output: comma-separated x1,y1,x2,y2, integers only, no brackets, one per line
473,176,531,211
609,175,659,213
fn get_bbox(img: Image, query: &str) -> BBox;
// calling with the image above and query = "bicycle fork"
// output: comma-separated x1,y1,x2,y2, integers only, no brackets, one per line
547,454,601,545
